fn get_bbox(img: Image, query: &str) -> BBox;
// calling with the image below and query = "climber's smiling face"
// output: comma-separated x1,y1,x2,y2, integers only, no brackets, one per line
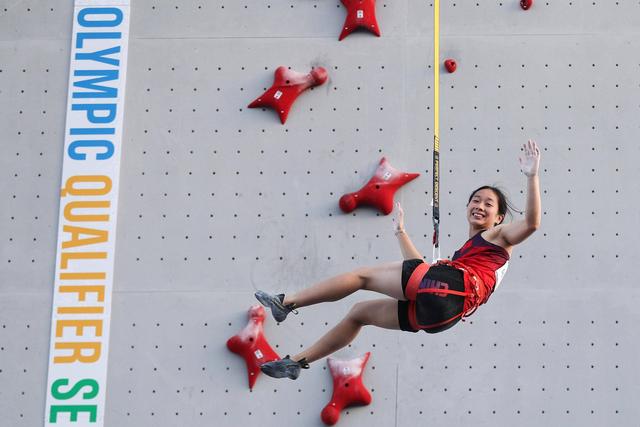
466,188,504,230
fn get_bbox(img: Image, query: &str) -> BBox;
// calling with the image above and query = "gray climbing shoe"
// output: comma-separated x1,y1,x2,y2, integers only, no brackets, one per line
254,291,298,323
260,356,309,380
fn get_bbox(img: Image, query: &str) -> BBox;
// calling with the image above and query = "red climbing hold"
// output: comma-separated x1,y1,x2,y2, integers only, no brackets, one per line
248,66,328,124
339,157,419,215
444,59,457,73
226,305,280,390
339,0,381,41
520,0,533,10
321,353,372,426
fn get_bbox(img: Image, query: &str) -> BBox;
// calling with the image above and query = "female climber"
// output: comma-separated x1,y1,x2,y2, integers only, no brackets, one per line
255,139,541,380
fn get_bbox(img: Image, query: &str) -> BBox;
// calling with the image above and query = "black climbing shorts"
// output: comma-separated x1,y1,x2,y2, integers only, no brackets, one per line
397,259,466,334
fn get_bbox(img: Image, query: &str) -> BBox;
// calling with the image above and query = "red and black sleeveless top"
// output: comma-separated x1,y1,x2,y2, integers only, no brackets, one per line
446,231,510,309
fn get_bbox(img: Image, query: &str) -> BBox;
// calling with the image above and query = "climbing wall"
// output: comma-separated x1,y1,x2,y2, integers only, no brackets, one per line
1,1,639,426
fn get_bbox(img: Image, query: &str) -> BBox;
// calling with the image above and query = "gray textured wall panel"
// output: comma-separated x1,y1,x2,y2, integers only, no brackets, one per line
1,39,67,294
1,1,639,426
6,1,638,40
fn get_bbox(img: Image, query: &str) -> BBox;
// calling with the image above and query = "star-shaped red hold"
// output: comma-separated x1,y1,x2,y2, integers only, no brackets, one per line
339,157,420,215
339,0,381,41
248,66,328,124
226,305,280,390
320,352,373,426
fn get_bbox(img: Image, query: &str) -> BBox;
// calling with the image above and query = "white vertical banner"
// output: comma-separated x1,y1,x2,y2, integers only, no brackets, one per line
44,1,130,426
